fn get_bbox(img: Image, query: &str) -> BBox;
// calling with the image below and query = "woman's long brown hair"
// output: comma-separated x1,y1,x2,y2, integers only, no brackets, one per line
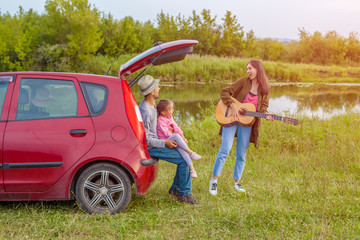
248,59,271,95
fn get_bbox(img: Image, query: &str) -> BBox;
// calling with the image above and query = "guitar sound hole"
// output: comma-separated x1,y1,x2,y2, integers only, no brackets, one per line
239,108,246,116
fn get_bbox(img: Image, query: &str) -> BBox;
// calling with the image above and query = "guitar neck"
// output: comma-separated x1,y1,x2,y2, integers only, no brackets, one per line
246,111,282,121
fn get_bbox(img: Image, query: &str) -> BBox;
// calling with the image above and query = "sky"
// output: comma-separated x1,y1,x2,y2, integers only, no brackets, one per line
1,0,360,40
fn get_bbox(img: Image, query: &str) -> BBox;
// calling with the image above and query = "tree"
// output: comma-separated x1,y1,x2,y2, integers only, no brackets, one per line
99,14,154,56
189,10,202,54
325,31,346,64
135,20,156,52
242,30,259,58
98,13,119,57
218,11,245,57
176,14,192,40
345,32,360,63
0,8,41,71
198,9,220,55
155,11,179,42
44,0,103,66
258,39,285,61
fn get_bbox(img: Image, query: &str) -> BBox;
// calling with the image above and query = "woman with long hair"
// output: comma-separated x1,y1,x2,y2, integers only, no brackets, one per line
209,59,273,195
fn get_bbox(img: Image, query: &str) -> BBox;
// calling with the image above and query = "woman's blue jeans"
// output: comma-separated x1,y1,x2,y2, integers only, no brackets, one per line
212,125,252,181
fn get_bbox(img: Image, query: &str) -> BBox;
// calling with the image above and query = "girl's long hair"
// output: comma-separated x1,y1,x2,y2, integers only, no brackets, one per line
248,59,271,95
156,99,173,116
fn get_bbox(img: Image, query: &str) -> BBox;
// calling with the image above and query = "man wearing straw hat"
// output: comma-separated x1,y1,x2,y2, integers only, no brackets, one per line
138,75,199,204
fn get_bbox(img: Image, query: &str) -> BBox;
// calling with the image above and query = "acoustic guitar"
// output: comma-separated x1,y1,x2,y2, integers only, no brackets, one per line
215,97,298,127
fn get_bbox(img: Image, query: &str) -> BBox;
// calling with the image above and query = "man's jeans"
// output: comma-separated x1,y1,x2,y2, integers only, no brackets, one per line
148,147,191,196
212,125,252,181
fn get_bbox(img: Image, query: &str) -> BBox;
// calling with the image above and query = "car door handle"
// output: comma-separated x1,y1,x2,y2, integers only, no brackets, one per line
69,129,87,135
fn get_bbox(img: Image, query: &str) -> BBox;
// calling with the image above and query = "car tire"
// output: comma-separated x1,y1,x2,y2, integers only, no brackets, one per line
75,163,132,214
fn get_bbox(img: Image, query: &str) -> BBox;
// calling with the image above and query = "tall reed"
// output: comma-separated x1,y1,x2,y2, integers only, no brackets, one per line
81,54,360,83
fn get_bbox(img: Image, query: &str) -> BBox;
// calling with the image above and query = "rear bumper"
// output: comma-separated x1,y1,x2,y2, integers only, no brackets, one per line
140,157,159,166
134,162,158,196
131,143,158,195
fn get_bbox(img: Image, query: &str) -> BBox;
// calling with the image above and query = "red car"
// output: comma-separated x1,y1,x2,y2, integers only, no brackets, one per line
0,40,198,214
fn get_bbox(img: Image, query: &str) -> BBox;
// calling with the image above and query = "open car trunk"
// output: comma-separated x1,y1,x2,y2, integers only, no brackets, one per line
119,40,198,77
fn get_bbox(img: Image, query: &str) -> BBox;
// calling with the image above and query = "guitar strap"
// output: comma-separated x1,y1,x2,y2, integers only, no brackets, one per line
225,106,230,117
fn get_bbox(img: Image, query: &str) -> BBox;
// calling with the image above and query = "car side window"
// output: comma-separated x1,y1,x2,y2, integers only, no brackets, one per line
16,78,78,120
0,76,12,117
80,82,108,115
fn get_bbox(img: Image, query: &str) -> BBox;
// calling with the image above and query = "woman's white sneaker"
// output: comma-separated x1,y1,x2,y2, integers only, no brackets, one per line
209,180,217,195
234,183,246,193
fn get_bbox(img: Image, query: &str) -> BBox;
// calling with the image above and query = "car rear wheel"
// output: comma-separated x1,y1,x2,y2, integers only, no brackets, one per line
75,163,132,214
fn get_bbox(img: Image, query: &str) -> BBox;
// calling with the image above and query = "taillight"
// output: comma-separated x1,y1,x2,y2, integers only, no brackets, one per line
121,79,146,144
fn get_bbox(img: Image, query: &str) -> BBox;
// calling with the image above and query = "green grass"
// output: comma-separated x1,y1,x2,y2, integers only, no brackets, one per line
1,108,359,239
81,54,360,83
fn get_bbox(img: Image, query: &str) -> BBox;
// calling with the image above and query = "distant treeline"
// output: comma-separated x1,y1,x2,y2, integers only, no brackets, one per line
1,0,360,73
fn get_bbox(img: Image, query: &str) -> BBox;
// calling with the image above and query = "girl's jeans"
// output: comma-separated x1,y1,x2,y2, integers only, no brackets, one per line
212,125,252,181
167,134,193,167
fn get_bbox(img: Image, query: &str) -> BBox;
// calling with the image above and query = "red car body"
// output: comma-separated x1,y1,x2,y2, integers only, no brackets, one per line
0,40,198,213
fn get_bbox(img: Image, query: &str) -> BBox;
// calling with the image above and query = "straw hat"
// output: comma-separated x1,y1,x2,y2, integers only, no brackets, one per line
137,75,160,96
31,87,54,107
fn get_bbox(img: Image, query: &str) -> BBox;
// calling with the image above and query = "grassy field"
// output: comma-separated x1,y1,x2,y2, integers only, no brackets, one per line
1,107,359,239
81,54,360,83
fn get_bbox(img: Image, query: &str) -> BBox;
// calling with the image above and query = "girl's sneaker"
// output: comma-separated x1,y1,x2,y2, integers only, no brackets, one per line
234,183,246,193
190,152,201,161
190,169,198,178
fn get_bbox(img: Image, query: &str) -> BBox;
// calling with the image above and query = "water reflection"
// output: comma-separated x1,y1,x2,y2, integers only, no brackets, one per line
133,82,360,123
269,83,360,119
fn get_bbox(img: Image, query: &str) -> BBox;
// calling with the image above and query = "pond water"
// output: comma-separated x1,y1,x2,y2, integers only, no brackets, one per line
133,82,360,123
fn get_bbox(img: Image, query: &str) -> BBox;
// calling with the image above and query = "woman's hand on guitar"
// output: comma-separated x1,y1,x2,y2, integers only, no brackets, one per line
229,103,241,121
265,113,275,121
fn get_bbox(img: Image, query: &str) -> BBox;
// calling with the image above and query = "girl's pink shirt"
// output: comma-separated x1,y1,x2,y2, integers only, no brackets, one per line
243,92,258,110
156,115,183,139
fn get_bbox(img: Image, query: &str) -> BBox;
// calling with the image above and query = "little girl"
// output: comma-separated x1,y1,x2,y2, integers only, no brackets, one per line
156,99,201,178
